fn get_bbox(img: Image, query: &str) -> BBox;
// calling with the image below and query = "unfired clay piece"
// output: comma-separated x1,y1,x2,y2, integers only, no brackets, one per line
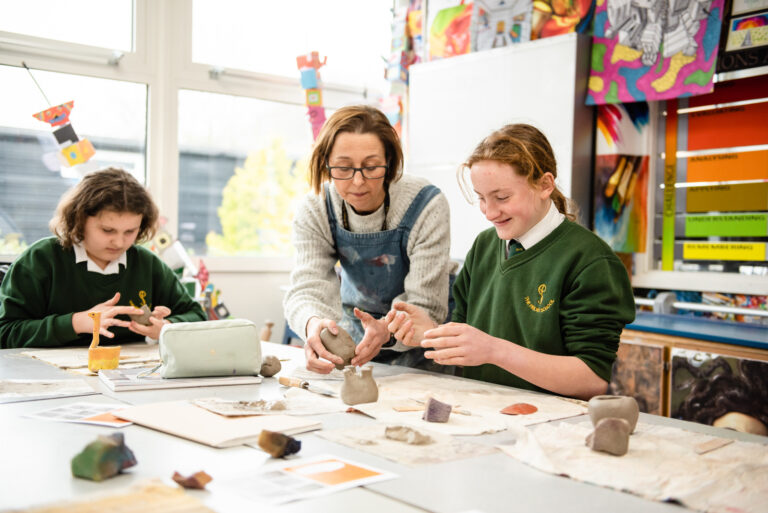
500,403,538,415
588,395,639,433
259,355,281,377
422,397,452,423
258,430,301,458
340,365,378,405
320,327,356,370
129,304,152,326
385,425,434,445
585,417,631,456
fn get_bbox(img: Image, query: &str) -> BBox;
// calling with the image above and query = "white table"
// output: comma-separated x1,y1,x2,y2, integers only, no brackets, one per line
1,342,765,513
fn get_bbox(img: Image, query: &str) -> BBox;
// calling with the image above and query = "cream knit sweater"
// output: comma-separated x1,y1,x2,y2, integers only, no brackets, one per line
283,174,452,351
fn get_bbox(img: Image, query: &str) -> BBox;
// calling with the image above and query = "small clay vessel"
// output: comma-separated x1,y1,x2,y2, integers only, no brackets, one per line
422,397,452,423
588,395,639,433
259,355,281,377
129,305,152,326
585,417,631,456
340,365,378,405
320,327,356,370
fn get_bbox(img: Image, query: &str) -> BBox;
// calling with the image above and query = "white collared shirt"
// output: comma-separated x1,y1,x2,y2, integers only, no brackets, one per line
73,243,127,275
508,201,565,253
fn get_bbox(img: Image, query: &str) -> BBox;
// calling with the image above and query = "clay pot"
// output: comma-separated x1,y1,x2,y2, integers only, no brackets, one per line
340,366,378,405
588,395,639,433
585,417,631,456
320,327,356,370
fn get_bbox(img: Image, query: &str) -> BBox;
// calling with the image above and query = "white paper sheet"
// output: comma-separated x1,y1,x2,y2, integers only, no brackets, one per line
0,379,96,403
20,344,160,373
25,402,131,427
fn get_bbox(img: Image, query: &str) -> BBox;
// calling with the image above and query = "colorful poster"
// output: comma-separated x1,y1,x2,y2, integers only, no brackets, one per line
587,0,725,105
473,0,532,50
530,0,594,39
687,99,768,150
427,0,473,60
593,102,650,252
717,0,768,72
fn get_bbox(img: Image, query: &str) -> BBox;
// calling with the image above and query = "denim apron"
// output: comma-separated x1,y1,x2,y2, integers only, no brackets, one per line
325,184,447,368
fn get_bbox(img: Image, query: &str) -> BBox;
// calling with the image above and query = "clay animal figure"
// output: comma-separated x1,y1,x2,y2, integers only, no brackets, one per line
71,432,137,481
260,355,281,377
341,365,378,405
129,304,152,326
588,395,639,433
422,397,452,423
585,417,632,456
320,327,356,370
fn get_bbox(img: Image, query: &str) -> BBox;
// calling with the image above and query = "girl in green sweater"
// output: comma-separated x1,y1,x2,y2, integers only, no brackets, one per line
387,124,635,400
0,168,205,348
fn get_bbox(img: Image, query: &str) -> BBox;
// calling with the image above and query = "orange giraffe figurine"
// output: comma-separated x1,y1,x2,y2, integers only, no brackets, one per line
87,311,121,373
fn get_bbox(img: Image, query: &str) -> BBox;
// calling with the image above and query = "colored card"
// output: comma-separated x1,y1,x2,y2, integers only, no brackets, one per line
300,68,318,89
587,0,725,105
686,182,768,212
685,214,768,237
687,101,768,150
305,89,322,107
61,139,95,167
683,242,766,261
686,150,768,182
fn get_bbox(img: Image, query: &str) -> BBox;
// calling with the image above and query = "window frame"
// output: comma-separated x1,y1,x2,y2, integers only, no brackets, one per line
0,0,372,271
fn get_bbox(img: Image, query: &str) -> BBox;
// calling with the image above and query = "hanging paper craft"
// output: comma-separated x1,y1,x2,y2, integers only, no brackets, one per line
587,0,725,105
32,100,96,167
296,51,328,140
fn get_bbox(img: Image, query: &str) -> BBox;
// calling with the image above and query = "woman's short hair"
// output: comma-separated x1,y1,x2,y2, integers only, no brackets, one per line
308,105,403,193
49,167,159,249
458,123,576,221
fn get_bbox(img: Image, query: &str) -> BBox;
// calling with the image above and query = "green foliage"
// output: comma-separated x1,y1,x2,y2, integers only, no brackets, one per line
0,231,27,255
206,139,309,256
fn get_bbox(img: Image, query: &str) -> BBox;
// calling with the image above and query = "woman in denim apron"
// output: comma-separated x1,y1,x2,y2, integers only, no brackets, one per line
284,105,453,374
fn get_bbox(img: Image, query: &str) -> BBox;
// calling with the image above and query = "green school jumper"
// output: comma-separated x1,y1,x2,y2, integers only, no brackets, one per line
452,220,635,393
0,237,206,348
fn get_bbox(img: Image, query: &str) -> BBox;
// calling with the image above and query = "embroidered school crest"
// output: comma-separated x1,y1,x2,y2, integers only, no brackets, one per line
525,283,554,313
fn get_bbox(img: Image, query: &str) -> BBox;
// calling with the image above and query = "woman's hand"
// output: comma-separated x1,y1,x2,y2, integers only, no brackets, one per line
386,302,438,346
421,322,503,367
304,317,345,374
72,292,143,338
351,308,390,366
128,305,172,340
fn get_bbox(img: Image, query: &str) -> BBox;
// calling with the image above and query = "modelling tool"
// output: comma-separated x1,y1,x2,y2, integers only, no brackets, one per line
278,376,337,397
87,311,121,373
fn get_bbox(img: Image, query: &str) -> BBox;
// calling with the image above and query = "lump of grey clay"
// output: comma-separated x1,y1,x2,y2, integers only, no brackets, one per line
260,355,281,377
422,397,452,423
588,395,639,433
340,365,378,405
320,327,356,370
385,425,433,445
585,417,631,456
129,304,152,326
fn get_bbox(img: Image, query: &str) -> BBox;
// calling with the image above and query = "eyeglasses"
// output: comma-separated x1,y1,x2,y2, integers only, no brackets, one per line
327,164,387,180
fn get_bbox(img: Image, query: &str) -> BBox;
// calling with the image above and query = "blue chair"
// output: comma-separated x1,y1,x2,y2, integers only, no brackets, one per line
281,322,302,345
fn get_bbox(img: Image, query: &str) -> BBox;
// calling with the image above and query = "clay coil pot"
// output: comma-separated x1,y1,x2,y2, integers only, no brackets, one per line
341,365,378,405
588,395,639,433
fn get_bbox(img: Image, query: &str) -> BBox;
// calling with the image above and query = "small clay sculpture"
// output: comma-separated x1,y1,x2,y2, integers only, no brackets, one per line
320,327,356,370
422,397,452,423
258,430,301,458
588,395,639,433
129,304,152,326
385,425,434,445
585,417,631,456
260,320,274,342
260,355,281,377
172,470,213,489
71,432,137,481
500,403,538,415
341,365,378,405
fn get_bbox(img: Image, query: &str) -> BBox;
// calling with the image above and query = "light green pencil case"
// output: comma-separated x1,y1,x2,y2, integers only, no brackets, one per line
157,319,261,378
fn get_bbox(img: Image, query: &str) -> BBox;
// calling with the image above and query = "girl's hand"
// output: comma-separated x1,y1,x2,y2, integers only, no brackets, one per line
304,317,344,374
72,292,143,338
351,308,389,366
387,302,437,346
128,304,173,340
421,322,503,367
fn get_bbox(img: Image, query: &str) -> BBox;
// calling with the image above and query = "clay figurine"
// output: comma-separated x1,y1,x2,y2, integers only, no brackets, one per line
320,327,356,370
260,320,274,342
258,430,301,458
422,397,452,423
260,355,281,377
585,417,631,456
588,395,639,433
172,470,212,489
341,365,378,405
71,432,137,481
385,425,434,445
129,304,152,326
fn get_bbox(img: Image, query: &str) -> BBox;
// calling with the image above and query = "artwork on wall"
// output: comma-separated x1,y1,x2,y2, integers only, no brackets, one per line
473,0,532,50
716,0,768,72
530,0,594,39
609,341,663,415
427,0,474,60
593,102,650,253
587,0,725,104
